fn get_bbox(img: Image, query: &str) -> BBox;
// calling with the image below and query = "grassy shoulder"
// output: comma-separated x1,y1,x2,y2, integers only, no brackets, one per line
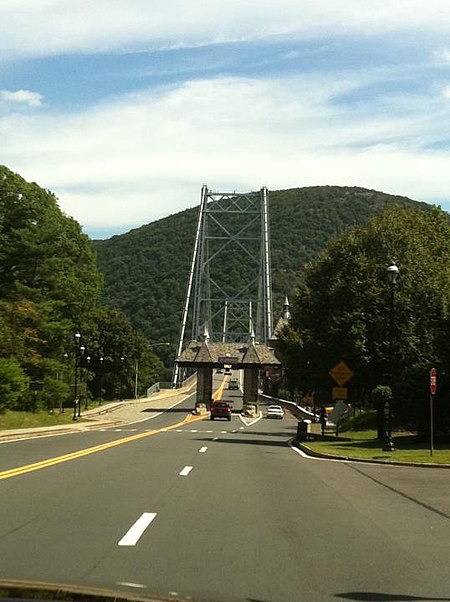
304,430,450,464
304,412,450,465
0,409,88,430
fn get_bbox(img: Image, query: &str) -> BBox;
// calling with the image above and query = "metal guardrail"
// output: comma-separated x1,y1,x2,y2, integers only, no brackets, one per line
146,372,197,397
260,394,316,420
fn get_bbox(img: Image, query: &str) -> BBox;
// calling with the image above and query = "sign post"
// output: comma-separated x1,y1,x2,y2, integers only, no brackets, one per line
430,368,437,456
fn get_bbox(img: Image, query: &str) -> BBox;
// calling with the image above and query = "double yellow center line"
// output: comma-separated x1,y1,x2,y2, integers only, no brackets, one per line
0,412,206,482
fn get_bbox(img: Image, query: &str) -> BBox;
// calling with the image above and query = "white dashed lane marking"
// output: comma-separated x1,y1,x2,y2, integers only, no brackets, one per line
118,512,157,546
179,465,193,476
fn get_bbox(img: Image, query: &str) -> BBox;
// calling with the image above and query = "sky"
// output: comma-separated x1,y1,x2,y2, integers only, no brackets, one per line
1,1,450,239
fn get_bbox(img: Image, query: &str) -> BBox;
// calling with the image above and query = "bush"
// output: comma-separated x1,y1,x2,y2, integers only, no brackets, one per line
340,410,378,432
0,357,29,413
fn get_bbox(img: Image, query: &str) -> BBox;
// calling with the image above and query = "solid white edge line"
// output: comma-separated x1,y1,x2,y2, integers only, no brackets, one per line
288,441,345,464
118,512,157,546
199,446,208,453
179,465,193,476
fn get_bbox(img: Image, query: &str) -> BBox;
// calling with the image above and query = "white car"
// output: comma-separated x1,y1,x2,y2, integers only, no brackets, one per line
266,405,284,419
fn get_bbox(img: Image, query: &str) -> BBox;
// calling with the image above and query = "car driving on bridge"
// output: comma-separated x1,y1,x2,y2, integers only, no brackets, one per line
228,377,239,390
266,405,284,419
210,401,232,421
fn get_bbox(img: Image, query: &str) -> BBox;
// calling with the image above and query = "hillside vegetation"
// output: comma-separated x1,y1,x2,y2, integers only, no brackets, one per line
94,186,428,352
0,165,162,412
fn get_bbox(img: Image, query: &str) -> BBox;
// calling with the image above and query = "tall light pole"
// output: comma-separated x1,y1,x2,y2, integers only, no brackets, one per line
99,355,104,405
78,345,85,417
383,261,399,452
84,355,91,410
73,332,81,421
120,355,125,400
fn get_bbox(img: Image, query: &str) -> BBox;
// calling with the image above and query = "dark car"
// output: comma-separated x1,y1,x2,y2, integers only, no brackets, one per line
228,377,239,390
210,401,232,421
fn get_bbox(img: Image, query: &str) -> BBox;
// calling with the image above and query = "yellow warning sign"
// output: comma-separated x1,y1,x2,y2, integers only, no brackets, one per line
329,361,354,386
332,387,348,400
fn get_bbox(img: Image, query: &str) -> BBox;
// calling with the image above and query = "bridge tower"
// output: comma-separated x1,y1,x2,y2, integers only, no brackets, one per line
173,186,273,386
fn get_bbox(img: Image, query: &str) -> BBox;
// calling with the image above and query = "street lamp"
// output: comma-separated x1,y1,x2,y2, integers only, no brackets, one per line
73,332,81,421
383,260,399,452
78,345,85,417
120,355,125,400
99,356,104,405
84,355,91,410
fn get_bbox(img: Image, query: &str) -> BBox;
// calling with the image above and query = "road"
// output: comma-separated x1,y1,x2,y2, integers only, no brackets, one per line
0,373,449,602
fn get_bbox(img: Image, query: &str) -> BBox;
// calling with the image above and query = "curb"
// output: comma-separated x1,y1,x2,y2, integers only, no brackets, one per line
291,438,450,469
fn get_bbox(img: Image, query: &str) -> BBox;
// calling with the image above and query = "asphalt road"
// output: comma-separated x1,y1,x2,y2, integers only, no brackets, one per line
0,374,449,602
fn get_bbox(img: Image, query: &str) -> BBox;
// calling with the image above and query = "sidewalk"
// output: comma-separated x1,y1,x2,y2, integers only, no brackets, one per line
0,385,195,443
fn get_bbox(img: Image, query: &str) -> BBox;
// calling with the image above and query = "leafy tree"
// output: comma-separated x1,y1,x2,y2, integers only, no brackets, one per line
278,205,450,434
0,357,29,413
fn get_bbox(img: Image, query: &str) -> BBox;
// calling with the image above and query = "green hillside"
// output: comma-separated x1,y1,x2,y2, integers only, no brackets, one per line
93,186,429,353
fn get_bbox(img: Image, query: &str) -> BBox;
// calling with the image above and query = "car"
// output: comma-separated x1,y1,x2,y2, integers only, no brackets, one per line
228,377,239,390
210,401,232,421
266,405,284,419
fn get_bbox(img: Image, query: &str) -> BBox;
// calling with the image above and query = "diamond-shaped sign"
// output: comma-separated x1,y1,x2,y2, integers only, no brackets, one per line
329,361,354,387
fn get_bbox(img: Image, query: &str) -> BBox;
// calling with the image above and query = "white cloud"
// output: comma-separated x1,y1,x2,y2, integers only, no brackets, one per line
0,89,43,108
1,1,450,60
2,72,450,235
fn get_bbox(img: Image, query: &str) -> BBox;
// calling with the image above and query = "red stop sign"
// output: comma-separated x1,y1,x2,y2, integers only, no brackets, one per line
430,368,437,395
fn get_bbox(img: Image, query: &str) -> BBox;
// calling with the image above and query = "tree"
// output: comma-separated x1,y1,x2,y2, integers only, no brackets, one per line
278,205,450,433
0,357,29,413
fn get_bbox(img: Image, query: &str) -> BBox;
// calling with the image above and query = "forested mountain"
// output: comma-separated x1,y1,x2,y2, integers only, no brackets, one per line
94,186,429,353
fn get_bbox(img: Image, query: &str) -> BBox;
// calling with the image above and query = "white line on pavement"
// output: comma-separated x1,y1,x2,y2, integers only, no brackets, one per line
239,412,262,427
116,582,147,589
118,512,157,546
199,447,208,453
190,429,198,433
179,465,193,476
288,442,342,463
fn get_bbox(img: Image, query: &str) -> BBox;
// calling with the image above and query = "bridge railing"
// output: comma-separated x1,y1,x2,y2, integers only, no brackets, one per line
146,372,197,397
260,394,316,421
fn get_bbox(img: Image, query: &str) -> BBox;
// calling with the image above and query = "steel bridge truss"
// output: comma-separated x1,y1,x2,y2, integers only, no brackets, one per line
174,186,273,384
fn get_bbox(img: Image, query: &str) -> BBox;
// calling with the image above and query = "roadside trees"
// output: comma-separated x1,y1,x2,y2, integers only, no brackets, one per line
277,205,450,435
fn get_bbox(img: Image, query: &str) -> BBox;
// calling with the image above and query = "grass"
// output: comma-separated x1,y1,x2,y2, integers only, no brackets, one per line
0,409,88,430
305,429,450,465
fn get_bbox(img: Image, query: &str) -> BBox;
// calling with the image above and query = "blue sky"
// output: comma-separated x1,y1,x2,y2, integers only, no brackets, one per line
1,1,450,239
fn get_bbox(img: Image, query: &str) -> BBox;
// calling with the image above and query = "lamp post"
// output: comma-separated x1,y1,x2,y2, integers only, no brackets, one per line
78,345,85,417
84,355,91,410
383,261,399,452
120,355,125,400
73,332,81,421
99,356,104,405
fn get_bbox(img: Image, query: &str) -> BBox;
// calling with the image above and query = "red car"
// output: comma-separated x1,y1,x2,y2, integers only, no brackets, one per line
210,401,232,421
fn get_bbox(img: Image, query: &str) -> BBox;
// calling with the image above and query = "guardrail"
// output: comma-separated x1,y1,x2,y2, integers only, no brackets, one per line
260,394,316,421
146,372,197,397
